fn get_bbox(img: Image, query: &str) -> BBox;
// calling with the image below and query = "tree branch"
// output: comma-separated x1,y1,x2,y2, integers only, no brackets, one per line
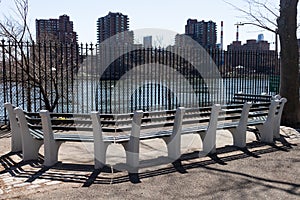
223,0,278,32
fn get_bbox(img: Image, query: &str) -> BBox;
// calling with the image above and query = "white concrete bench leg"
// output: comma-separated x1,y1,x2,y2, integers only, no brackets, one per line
40,110,64,167
228,102,252,148
4,103,22,152
256,100,279,143
273,98,287,139
123,110,143,174
14,108,43,161
91,111,111,169
201,104,221,154
163,107,185,160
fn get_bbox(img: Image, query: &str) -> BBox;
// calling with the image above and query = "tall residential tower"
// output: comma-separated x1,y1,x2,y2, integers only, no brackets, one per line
97,12,133,44
184,19,217,49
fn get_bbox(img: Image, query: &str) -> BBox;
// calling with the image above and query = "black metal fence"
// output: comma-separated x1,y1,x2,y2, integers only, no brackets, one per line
0,40,280,123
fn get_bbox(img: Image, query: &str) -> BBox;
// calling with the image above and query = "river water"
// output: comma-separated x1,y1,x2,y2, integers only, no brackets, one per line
0,77,272,122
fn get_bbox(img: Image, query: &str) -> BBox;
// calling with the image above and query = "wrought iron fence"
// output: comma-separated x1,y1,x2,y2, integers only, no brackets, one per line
0,40,280,124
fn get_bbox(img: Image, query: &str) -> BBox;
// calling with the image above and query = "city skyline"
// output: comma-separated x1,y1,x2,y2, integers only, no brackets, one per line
1,0,298,50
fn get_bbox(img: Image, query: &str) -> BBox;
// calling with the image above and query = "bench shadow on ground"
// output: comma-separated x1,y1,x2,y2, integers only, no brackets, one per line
0,135,299,194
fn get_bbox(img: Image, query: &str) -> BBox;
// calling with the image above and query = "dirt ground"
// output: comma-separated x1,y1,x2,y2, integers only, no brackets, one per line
0,125,300,200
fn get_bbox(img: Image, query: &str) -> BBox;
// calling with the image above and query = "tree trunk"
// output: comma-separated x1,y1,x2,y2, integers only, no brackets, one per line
277,0,300,127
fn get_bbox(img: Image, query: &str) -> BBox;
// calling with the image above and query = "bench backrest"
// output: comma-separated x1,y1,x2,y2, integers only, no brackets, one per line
91,107,185,139
247,100,279,123
15,109,126,141
182,106,213,126
231,93,272,104
219,102,252,127
180,105,221,135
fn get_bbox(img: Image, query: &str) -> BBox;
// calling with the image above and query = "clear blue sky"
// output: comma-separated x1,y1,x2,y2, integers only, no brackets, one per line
1,0,297,50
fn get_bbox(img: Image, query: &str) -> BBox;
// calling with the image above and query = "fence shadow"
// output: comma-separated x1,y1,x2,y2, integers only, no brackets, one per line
0,136,297,188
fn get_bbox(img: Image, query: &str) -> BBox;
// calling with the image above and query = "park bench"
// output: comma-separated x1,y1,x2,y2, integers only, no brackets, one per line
229,93,287,138
247,97,287,141
4,96,286,175
11,106,185,171
90,97,286,173
230,92,275,104
178,97,286,152
179,103,251,152
91,104,256,171
90,108,184,173
9,105,222,173
13,108,96,166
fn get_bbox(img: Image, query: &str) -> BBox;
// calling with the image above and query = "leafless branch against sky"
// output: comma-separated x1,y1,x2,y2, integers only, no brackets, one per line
223,0,278,29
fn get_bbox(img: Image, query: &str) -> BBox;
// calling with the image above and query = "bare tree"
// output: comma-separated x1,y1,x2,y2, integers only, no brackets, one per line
226,0,300,126
0,0,73,112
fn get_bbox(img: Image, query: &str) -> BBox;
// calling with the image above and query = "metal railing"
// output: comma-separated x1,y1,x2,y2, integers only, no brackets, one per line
0,41,280,123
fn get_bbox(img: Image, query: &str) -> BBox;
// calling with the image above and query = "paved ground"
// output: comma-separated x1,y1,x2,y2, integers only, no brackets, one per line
0,125,300,199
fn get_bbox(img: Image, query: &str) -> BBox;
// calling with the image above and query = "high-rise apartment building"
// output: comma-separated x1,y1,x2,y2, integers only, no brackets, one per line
97,12,133,44
184,19,217,49
36,15,77,44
